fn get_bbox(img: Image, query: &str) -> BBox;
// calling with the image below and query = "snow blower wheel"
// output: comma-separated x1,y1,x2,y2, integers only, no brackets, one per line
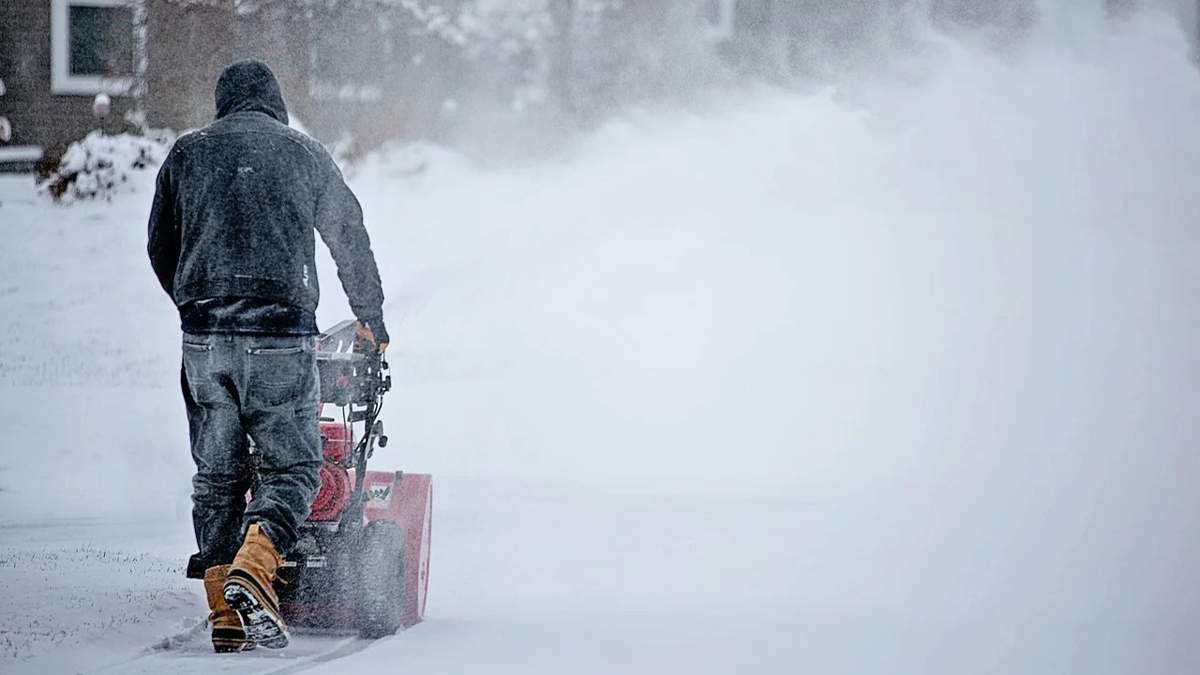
356,521,406,638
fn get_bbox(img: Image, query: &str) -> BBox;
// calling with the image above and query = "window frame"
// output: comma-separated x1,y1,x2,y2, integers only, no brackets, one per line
50,0,136,96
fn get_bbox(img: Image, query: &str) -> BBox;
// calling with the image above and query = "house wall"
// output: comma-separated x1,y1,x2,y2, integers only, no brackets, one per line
144,1,308,134
0,0,135,159
0,0,452,160
143,1,461,151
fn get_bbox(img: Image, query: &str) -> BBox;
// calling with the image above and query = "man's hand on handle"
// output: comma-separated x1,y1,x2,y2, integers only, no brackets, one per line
355,320,389,354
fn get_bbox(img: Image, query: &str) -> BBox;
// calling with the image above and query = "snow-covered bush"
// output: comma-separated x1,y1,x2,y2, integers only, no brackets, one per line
38,129,174,204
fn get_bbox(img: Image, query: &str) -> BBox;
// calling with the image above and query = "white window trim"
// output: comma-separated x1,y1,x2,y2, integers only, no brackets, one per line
704,0,737,43
0,146,45,163
51,0,135,96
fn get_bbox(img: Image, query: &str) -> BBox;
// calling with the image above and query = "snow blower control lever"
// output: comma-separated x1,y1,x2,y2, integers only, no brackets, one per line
318,319,391,411
315,320,392,522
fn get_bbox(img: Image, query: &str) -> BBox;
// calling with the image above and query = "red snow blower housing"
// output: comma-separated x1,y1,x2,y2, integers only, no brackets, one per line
269,320,432,637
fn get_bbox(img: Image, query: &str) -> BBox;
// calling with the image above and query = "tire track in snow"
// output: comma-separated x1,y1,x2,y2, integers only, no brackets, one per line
86,633,371,675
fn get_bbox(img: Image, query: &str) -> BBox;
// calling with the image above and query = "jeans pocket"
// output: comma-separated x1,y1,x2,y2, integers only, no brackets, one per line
247,346,304,356
182,338,222,404
245,346,313,410
183,332,213,351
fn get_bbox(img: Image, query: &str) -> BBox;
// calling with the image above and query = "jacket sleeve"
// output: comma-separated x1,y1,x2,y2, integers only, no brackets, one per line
313,152,389,343
147,152,180,302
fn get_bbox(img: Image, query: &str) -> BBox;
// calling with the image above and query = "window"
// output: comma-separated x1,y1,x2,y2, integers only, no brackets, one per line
51,0,135,95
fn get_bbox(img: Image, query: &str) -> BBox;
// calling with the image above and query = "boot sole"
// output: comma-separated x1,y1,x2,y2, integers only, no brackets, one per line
223,579,289,649
212,626,256,653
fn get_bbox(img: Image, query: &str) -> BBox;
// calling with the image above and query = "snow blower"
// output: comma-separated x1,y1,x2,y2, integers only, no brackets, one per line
263,319,432,638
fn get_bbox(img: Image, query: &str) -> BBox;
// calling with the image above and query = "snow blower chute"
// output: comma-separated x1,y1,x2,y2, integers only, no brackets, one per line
263,320,432,637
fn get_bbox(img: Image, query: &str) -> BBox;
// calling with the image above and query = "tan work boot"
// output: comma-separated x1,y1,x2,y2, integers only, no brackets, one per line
223,523,289,649
203,565,254,653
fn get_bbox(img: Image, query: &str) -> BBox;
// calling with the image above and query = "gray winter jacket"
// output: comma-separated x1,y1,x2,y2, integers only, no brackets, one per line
147,60,387,342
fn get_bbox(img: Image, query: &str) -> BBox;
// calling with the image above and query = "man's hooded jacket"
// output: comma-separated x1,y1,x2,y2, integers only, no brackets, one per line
147,59,387,342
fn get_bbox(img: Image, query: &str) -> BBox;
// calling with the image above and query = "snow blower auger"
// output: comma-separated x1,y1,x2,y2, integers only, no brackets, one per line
260,320,432,638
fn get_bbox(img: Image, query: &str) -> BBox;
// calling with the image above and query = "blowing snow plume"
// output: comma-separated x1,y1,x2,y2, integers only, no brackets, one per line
347,5,1200,671
378,2,1200,487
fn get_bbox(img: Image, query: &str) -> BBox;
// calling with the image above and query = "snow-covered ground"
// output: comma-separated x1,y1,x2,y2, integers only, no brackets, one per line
2,6,1200,674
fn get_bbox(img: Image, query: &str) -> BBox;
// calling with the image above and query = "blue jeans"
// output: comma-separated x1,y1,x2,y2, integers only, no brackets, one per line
181,332,321,576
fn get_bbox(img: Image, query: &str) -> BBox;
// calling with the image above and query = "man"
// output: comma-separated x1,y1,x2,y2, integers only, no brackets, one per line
147,59,388,652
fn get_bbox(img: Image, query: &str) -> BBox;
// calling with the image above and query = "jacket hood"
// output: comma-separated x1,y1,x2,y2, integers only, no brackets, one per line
214,59,288,124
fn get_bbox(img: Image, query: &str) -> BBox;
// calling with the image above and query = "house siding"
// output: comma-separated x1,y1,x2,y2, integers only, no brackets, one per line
143,1,454,149
0,0,135,162
145,2,318,135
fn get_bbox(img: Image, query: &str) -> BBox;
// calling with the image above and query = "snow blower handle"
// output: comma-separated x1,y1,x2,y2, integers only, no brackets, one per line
352,334,391,405
354,320,389,354
315,319,391,407
323,320,392,529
